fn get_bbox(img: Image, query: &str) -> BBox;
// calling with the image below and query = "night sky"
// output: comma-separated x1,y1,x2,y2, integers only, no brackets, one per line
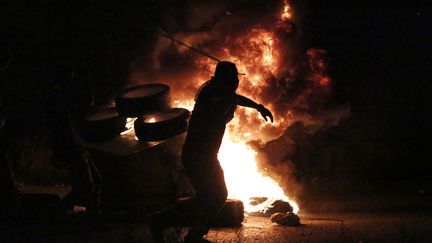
304,1,431,181
1,0,431,189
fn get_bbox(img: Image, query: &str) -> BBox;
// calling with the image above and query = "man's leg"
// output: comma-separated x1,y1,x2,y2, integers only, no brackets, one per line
184,159,228,242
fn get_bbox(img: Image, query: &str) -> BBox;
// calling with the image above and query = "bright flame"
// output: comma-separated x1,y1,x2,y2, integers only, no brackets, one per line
174,99,195,110
281,0,293,20
120,117,137,136
172,27,299,214
148,0,305,214
175,101,299,214
148,117,156,123
120,117,139,140
219,133,299,214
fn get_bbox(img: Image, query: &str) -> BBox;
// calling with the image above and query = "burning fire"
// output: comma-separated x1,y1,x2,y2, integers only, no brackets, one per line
281,0,293,20
120,117,139,141
132,0,341,215
158,0,304,214
219,135,299,214
176,99,299,214
147,117,157,123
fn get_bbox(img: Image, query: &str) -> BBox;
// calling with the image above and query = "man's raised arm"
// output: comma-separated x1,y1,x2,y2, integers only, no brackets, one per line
236,94,274,122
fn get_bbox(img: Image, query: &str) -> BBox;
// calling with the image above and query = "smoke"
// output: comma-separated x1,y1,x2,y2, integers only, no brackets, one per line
129,0,288,99
128,0,351,199
130,1,349,130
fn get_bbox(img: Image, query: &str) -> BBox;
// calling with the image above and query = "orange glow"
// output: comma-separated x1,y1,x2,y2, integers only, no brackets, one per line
125,0,344,216
173,99,195,110
120,118,136,136
137,0,332,214
281,0,293,20
319,76,330,86
174,24,301,214
219,134,299,214
147,117,157,123
175,26,301,212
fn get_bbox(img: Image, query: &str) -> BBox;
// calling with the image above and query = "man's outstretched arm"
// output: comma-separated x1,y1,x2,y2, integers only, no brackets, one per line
236,94,273,122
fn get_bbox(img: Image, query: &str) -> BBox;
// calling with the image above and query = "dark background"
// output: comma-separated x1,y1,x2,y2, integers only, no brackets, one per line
1,1,431,197
304,1,431,181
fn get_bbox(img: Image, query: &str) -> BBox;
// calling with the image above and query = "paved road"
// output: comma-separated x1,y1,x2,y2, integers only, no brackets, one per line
4,211,432,242
207,212,432,243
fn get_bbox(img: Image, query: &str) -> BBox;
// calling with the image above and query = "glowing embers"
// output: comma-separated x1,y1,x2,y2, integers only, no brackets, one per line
306,48,332,88
146,117,157,123
281,0,293,20
218,134,299,214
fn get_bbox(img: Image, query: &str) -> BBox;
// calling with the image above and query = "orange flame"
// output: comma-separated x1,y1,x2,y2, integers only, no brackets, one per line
219,135,299,213
147,117,157,123
176,26,301,213
126,0,344,215
281,0,293,20
132,0,344,214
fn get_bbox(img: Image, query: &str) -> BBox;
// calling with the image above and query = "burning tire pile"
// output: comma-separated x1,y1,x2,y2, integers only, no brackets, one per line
134,108,190,141
116,83,190,142
115,84,171,117
79,83,190,142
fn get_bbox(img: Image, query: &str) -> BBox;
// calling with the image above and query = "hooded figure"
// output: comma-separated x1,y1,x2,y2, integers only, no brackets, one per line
151,61,273,243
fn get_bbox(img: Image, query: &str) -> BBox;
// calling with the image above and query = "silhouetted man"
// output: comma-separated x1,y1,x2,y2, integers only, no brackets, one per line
44,78,101,218
0,46,22,239
151,61,273,243
0,47,101,222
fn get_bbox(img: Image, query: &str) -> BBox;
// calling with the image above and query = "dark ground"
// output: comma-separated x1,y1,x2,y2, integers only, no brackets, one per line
7,190,432,242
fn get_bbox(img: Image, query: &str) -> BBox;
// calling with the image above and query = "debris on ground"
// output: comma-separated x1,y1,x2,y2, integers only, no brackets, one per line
271,212,301,226
248,199,293,217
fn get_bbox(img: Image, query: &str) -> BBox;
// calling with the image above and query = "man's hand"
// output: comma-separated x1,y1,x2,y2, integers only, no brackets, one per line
258,104,273,122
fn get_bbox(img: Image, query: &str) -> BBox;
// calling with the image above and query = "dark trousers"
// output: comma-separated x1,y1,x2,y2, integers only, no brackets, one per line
45,91,101,214
152,153,228,238
184,154,227,235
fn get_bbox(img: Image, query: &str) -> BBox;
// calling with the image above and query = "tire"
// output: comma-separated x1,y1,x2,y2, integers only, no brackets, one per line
79,107,127,142
213,199,244,227
134,108,190,141
115,84,171,117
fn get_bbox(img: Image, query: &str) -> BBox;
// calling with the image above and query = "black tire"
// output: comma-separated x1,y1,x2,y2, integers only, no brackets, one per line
79,107,127,142
213,199,244,227
134,108,190,141
115,84,171,117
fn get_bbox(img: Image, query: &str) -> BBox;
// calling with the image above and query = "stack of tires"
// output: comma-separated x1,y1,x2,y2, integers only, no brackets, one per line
115,84,190,142
79,83,190,142
79,106,127,142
